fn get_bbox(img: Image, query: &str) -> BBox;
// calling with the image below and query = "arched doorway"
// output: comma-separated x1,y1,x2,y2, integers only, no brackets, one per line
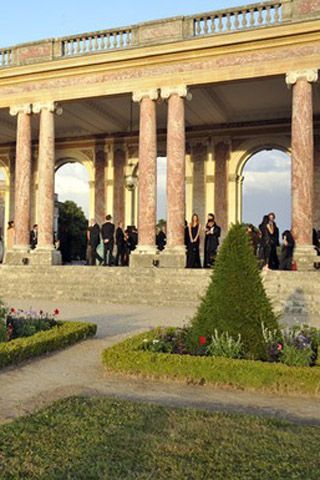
241,148,291,233
55,160,90,264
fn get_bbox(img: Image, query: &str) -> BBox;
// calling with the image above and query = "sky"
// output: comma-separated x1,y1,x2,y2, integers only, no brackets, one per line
2,0,291,232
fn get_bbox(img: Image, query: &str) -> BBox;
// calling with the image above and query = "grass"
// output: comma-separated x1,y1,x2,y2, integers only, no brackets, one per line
0,321,97,368
0,396,319,479
102,330,320,397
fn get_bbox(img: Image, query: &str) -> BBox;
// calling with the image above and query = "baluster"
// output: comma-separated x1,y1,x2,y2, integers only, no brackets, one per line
249,8,255,27
113,33,118,48
127,30,132,46
196,18,201,35
257,7,263,25
242,9,248,28
87,36,92,51
94,35,99,50
218,14,223,32
266,6,272,24
234,11,240,29
76,38,81,54
204,17,209,35
226,13,232,31
81,37,85,53
274,4,280,23
70,40,74,56
106,33,111,49
120,31,124,47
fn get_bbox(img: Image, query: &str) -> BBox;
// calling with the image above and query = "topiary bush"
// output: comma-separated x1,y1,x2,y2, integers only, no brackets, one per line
189,223,279,360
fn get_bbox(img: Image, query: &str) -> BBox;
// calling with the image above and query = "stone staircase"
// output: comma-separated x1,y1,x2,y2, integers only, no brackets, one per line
0,266,319,326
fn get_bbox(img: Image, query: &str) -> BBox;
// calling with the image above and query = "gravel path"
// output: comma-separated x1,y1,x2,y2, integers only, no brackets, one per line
0,299,319,426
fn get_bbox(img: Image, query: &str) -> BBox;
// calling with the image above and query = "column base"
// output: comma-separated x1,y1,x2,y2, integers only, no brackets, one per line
32,248,62,266
130,246,158,268
4,248,31,266
294,245,318,271
159,246,186,269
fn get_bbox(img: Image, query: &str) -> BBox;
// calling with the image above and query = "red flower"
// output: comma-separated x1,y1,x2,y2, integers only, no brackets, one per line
277,343,283,352
10,308,16,314
39,310,43,315
53,309,60,316
199,336,207,346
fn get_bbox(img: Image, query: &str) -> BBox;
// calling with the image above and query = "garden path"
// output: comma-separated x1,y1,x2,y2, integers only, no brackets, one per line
0,299,319,426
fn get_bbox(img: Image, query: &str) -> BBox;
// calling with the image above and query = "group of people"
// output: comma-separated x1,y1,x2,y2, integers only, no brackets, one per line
87,216,138,267
184,211,299,271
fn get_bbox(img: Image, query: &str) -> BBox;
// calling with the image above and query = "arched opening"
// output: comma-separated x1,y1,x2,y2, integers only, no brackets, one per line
241,148,291,233
55,160,90,264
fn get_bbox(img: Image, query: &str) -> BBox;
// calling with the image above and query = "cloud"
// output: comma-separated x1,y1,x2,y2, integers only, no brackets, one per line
55,163,90,217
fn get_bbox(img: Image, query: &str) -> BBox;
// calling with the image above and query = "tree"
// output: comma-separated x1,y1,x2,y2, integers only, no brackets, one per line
189,223,279,360
58,201,87,262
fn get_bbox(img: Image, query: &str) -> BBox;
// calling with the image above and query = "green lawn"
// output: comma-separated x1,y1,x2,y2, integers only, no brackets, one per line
0,397,319,479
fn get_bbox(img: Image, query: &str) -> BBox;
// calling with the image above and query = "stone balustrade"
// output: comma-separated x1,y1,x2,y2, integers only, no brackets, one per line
60,26,135,57
192,1,283,37
1,0,319,68
0,48,15,67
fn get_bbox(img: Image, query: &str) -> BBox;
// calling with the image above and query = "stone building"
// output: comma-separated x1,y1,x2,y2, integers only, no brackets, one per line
0,0,319,268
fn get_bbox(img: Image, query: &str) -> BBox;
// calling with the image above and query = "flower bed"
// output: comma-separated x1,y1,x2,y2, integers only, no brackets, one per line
0,321,97,368
102,329,320,397
0,302,97,368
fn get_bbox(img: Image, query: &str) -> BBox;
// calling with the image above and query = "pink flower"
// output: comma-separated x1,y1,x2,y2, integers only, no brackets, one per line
10,308,16,314
54,308,60,316
277,343,283,352
199,336,207,346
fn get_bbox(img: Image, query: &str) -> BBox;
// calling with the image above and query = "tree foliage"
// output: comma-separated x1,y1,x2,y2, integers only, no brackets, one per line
189,223,279,360
58,201,87,262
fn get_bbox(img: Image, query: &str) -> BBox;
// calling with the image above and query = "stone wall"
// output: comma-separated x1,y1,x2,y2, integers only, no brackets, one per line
0,267,318,327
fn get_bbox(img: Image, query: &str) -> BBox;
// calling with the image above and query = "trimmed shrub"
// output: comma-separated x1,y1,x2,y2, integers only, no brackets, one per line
189,224,279,360
102,330,320,397
0,321,97,369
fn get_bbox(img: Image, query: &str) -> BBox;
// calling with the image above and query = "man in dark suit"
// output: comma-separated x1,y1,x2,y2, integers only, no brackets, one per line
30,224,38,250
101,215,115,266
87,219,103,266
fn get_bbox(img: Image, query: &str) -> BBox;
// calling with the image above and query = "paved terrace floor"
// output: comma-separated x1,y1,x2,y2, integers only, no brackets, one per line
0,299,319,426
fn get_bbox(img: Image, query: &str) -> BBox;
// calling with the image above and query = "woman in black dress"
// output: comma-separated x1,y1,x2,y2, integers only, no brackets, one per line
266,212,280,270
279,230,295,270
258,215,270,268
187,214,201,268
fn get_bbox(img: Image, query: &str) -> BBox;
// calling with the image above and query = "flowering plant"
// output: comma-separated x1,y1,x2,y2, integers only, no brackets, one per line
5,308,59,341
206,329,243,359
140,328,188,354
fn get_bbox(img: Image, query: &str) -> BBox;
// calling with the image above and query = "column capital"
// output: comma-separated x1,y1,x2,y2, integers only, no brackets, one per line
161,85,190,100
32,101,63,115
213,136,232,148
286,69,318,87
132,89,159,103
9,104,32,116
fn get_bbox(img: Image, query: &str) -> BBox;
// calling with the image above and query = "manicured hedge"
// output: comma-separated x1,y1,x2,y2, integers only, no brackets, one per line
102,330,320,397
0,321,97,368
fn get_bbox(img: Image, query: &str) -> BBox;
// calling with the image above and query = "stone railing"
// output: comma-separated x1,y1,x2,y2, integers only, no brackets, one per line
2,0,320,68
0,48,14,67
192,1,283,37
61,26,135,57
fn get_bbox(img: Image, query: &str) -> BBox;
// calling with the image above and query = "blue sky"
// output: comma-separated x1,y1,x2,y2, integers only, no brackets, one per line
0,0,256,47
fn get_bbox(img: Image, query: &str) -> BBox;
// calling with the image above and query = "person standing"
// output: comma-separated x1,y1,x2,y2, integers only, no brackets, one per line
115,221,125,266
6,221,15,251
156,225,167,252
101,215,115,266
203,215,221,268
187,213,201,268
266,212,280,270
30,224,38,250
259,215,270,269
279,230,295,270
87,219,103,266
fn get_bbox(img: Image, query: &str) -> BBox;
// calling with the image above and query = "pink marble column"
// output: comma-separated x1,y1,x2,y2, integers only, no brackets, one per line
9,105,32,249
286,70,318,247
214,140,230,234
133,89,158,249
94,145,106,225
113,147,126,226
34,102,59,249
314,145,320,230
162,86,187,250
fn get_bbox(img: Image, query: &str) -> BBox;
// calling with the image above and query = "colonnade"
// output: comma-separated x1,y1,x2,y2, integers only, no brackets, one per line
4,69,319,268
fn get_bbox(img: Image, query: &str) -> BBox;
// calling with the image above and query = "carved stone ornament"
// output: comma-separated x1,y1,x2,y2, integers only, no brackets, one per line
286,69,318,86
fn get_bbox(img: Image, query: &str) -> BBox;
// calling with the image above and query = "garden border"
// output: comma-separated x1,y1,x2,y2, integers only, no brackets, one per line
102,329,320,397
0,321,97,368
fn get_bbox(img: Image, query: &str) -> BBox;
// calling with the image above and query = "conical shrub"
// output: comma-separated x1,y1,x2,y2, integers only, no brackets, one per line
189,223,278,360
